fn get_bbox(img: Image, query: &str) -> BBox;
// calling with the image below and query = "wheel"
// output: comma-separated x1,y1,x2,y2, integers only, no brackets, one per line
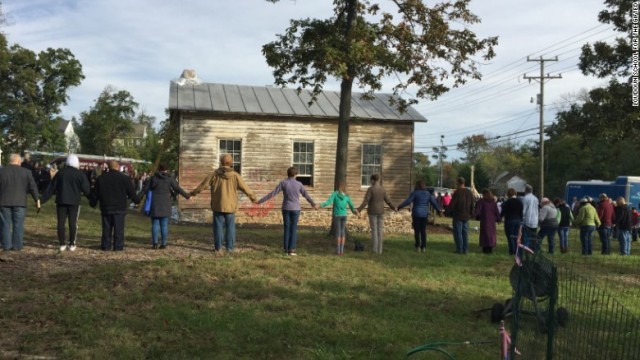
556,307,569,327
503,298,513,315
491,302,505,323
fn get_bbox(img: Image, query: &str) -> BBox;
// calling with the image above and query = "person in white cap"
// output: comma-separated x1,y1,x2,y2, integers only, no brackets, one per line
41,154,91,251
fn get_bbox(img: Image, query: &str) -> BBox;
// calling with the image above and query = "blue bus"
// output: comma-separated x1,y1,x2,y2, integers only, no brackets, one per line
565,176,640,206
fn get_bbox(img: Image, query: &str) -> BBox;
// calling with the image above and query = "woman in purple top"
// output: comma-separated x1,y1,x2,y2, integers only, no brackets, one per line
258,167,318,255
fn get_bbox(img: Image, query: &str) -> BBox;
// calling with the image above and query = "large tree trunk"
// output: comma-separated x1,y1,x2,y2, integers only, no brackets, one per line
333,0,357,190
334,78,353,189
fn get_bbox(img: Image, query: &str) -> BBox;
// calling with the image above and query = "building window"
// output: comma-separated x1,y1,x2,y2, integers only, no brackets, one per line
293,141,314,186
219,139,242,173
361,144,382,186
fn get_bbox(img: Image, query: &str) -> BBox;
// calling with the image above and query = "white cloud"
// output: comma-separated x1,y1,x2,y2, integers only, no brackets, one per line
2,0,619,156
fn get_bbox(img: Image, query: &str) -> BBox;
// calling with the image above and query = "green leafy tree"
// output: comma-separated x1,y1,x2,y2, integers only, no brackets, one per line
455,161,490,191
478,141,525,181
263,0,497,187
457,134,490,164
75,86,137,156
144,112,180,172
0,33,84,154
579,0,632,78
554,0,639,145
546,0,640,195
412,152,436,185
553,80,639,145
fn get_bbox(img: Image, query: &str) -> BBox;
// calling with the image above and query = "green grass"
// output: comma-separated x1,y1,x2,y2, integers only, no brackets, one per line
0,200,638,359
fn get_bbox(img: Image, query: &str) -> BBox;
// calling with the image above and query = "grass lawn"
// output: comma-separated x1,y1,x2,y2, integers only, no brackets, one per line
0,201,638,359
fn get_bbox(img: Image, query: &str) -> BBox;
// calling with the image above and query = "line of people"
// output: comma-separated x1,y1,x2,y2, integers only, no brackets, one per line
499,185,637,256
3,151,638,257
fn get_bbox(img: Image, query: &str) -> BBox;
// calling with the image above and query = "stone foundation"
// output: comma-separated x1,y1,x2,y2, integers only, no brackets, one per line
179,208,435,235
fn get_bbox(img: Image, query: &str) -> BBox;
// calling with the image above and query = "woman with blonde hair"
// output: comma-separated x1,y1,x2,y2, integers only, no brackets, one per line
321,181,357,255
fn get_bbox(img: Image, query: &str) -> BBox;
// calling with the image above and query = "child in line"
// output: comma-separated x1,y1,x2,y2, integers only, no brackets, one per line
321,181,357,255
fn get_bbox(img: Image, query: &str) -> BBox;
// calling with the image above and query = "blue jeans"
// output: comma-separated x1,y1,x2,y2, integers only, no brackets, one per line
412,216,428,249
282,210,300,252
452,219,469,253
617,230,631,255
504,220,521,255
213,212,236,251
538,226,557,254
557,226,570,251
0,207,26,250
580,225,596,255
522,226,538,250
151,217,169,246
598,226,612,254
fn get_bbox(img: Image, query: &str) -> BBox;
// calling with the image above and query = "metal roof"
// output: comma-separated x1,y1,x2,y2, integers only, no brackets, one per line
168,82,427,122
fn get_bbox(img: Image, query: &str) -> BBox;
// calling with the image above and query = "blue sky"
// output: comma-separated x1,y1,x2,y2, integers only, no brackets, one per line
2,0,618,159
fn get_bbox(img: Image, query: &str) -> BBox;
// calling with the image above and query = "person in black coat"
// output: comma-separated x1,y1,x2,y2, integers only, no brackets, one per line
91,160,140,251
500,188,524,255
140,164,190,249
41,155,91,251
0,153,40,251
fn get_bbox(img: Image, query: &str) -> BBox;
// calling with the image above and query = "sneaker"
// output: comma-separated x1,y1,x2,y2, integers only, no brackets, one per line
59,245,67,251
159,245,166,249
152,244,158,249
289,251,297,256
68,245,76,252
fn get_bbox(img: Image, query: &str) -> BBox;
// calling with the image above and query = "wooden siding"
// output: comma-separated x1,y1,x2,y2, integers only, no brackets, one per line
178,115,415,219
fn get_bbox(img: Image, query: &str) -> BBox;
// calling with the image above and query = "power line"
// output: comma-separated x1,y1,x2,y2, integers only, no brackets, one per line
415,126,541,151
415,32,619,115
414,25,615,108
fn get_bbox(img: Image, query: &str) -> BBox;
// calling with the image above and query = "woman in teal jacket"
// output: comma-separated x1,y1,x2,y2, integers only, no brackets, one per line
321,181,357,255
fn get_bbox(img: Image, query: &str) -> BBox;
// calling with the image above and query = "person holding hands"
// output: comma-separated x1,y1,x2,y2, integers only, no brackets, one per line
357,174,395,254
397,180,442,253
190,154,258,253
258,167,318,256
321,181,357,256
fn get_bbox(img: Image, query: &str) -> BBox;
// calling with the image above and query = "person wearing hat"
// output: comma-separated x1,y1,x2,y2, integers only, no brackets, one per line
538,197,558,254
574,197,601,255
41,154,91,251
596,193,615,255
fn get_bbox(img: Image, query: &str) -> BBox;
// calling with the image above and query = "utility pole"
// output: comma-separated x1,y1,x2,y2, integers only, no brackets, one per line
524,56,561,198
439,135,444,188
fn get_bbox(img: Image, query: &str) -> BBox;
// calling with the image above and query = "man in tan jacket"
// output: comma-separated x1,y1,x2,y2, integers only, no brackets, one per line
190,154,257,252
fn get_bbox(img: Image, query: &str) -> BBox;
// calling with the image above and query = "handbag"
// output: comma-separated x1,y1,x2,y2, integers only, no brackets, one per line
143,190,152,215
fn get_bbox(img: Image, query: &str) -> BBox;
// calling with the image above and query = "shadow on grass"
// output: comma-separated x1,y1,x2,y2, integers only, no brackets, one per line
0,254,503,359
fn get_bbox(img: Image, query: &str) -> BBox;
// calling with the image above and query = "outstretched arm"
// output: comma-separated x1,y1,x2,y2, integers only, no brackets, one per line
357,187,372,212
258,181,284,204
190,173,215,196
320,192,336,208
397,192,415,210
170,178,191,199
237,175,258,203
